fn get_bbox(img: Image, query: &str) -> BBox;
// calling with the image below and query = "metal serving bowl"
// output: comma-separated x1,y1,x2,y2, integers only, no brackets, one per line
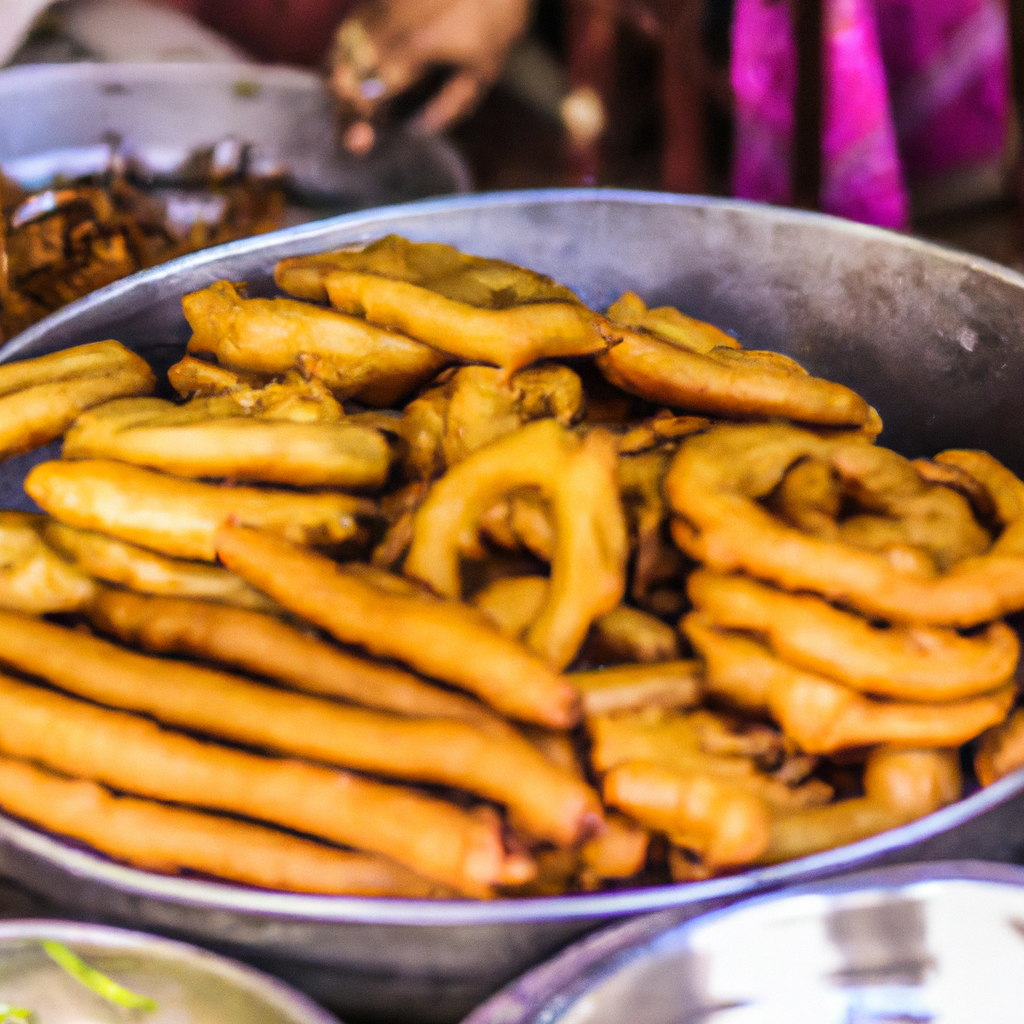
464,860,1024,1024
0,918,337,1023
1,191,1024,1022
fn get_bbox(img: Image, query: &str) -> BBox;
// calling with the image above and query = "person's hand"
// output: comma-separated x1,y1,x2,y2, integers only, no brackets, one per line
329,0,532,149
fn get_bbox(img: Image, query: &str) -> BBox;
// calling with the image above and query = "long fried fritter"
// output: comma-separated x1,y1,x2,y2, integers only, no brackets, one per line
0,754,447,896
183,280,446,407
571,661,703,716
0,671,531,896
25,459,373,561
606,291,742,354
584,605,680,664
215,525,581,728
0,340,155,461
63,396,392,490
975,709,1024,787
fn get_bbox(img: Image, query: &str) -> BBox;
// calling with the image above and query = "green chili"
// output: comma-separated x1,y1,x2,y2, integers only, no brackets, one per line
41,941,156,1011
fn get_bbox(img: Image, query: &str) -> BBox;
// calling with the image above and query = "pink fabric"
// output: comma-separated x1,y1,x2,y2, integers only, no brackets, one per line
730,0,1010,228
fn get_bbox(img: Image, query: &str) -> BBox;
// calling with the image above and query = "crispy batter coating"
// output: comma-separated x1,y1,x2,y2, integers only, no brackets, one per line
685,613,1015,753
405,420,628,668
472,575,549,638
579,812,650,886
63,396,392,490
0,340,155,461
25,459,373,561
688,569,1019,701
0,670,531,895
215,525,581,728
0,754,447,896
606,291,742,354
0,511,95,613
585,605,680,665
571,661,703,716
184,280,446,407
975,708,1024,787
667,423,1024,626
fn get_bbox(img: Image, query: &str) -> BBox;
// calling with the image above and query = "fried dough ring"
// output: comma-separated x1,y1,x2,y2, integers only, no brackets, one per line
0,754,447,896
974,708,1024,787
667,423,1024,626
86,587,502,726
684,613,1015,753
0,671,530,896
63,396,392,490
0,340,156,461
184,281,446,407
405,420,628,668
687,569,1019,701
215,525,581,728
25,460,373,562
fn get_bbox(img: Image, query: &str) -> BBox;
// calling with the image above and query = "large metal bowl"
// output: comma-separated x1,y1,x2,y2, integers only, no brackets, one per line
2,190,1024,1023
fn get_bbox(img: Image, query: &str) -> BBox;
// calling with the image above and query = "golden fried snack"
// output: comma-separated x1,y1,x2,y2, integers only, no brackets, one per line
0,511,95,613
0,611,601,847
606,291,742,354
63,396,392,490
579,812,650,886
685,613,1015,753
215,525,581,728
166,354,263,398
0,340,156,461
571,661,703,716
183,280,446,407
975,709,1024,787
472,575,549,638
602,761,772,869
86,587,502,726
758,747,961,863
585,605,680,664
405,420,628,668
667,423,1024,626
596,322,874,427
0,754,447,896
688,569,1019,701
25,460,373,561
0,671,531,896
616,412,710,455
590,708,832,809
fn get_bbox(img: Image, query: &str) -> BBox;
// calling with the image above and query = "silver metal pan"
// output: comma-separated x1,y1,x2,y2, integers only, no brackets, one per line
1,190,1024,1023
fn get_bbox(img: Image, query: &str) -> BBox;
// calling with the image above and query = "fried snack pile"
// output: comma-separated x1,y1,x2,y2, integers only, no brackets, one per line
0,234,1021,898
0,170,285,344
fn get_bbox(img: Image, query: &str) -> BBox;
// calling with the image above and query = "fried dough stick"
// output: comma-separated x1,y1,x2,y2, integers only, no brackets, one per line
0,671,530,896
63,397,392,490
606,291,742,354
25,460,373,561
183,281,447,407
215,525,581,729
757,747,962,863
0,755,447,897
684,613,1015,753
975,709,1024,787
0,512,95,614
87,587,505,726
43,521,277,612
0,340,156,461
687,569,1019,701
0,612,601,846
571,662,703,716
405,420,628,669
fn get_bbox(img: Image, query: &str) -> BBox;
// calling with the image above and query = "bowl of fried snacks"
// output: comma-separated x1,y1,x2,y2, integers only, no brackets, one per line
466,860,1024,1024
0,919,338,1023
1,190,1024,1023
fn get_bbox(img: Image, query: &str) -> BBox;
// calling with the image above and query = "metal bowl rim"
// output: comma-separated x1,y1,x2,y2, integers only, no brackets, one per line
2,187,1023,925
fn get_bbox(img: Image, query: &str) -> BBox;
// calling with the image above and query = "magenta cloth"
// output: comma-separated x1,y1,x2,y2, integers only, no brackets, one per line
730,0,1009,228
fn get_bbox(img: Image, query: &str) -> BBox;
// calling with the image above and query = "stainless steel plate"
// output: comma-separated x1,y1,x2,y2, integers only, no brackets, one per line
464,861,1024,1024
1,190,1024,1023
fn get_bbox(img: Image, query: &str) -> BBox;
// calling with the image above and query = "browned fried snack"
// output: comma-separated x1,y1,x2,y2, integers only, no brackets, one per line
215,525,581,728
0,340,156,461
974,708,1024,787
571,661,703,716
685,613,1015,753
606,291,742,354
0,512,95,613
579,812,650,887
0,670,532,896
667,423,1024,626
472,575,549,639
757,746,962,863
616,412,711,455
63,396,392,490
405,420,628,669
183,280,447,407
86,586,503,726
0,611,602,847
0,754,448,896
584,605,680,665
25,459,374,561
687,569,1019,701
166,354,265,398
